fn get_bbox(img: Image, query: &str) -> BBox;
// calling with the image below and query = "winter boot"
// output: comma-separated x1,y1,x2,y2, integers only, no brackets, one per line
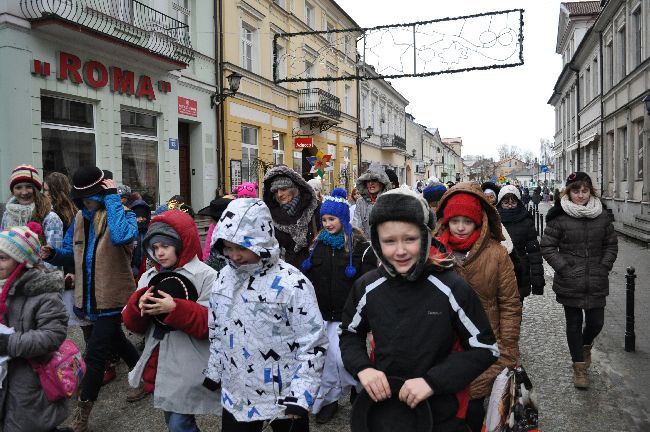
69,400,93,432
315,401,339,424
583,344,593,368
572,362,589,389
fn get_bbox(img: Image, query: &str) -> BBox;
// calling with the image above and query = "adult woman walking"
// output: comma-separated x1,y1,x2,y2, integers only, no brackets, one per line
541,172,618,389
2,166,64,260
262,165,320,268
496,185,545,301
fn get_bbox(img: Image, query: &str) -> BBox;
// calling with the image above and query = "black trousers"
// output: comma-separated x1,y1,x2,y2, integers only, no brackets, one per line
221,409,309,432
465,397,485,432
563,306,605,362
80,315,140,401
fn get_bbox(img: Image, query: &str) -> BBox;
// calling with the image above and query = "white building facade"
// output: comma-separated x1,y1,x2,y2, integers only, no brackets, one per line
0,0,218,208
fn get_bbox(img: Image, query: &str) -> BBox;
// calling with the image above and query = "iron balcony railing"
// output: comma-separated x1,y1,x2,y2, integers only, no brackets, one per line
20,0,193,64
298,88,341,119
380,134,407,151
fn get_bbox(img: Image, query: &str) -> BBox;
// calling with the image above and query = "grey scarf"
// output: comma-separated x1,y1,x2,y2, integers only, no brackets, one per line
281,195,301,217
3,199,34,228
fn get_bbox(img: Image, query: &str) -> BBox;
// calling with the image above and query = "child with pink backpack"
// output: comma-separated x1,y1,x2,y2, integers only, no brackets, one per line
0,223,71,432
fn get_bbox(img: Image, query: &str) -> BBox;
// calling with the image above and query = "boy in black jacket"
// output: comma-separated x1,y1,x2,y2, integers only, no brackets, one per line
339,188,499,431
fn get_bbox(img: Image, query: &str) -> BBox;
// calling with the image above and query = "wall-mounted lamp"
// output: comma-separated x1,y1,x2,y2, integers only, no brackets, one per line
210,72,243,109
644,94,650,116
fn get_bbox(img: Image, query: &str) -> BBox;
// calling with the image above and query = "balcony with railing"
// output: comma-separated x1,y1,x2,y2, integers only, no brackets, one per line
20,0,193,67
297,88,341,132
380,134,406,152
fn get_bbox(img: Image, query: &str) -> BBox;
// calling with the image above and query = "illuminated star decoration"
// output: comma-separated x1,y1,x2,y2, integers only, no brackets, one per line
305,150,333,178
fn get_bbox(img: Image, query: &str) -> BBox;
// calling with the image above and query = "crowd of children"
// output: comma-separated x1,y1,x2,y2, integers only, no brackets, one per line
0,162,618,431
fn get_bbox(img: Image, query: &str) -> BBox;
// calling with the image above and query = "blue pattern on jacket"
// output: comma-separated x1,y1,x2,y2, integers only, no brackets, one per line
48,194,137,320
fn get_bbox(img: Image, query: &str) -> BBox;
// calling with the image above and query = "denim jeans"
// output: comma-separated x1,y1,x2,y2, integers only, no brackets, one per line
164,411,200,432
564,306,605,362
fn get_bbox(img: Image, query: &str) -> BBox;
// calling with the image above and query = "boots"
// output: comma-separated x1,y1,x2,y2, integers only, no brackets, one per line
69,400,93,432
315,401,339,424
572,362,589,389
583,344,593,368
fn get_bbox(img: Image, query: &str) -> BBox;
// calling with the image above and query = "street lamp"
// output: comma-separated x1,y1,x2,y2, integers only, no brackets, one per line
644,94,650,115
210,72,243,109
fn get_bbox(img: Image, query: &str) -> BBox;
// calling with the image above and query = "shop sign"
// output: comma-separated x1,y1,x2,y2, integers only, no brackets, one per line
30,51,171,102
178,97,197,117
294,137,314,149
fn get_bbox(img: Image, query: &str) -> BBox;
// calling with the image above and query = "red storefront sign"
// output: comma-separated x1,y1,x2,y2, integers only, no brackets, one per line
178,97,198,117
30,51,171,102
294,137,314,148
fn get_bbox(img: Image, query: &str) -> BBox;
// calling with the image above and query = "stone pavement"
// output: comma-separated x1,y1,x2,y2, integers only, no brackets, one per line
61,201,650,431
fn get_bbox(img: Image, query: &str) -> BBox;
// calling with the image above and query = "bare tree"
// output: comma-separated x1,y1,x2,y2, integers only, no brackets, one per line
497,144,522,161
539,138,553,166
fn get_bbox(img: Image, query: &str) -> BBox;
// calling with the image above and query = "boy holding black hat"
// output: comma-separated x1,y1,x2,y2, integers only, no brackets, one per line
340,188,499,432
122,209,219,431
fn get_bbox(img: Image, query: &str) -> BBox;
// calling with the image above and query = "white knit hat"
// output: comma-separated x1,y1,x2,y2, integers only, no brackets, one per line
497,185,522,205
0,223,42,268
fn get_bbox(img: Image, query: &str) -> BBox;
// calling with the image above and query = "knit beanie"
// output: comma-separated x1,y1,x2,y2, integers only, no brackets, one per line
368,188,432,281
497,185,521,205
302,188,356,278
307,178,323,194
422,183,447,203
143,221,182,264
117,184,131,197
442,193,483,226
0,222,42,268
270,176,295,193
237,182,258,198
566,171,593,188
9,165,42,192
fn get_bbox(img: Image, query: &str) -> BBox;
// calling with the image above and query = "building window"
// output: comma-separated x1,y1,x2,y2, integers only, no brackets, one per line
327,143,336,160
272,132,285,165
241,125,259,183
274,39,287,82
241,23,255,72
360,93,367,128
326,21,335,46
371,101,376,131
344,35,351,58
344,85,351,115
272,0,284,8
636,121,644,179
293,151,302,173
120,110,158,205
618,25,626,81
41,96,95,177
304,2,314,28
326,64,336,96
620,127,628,181
343,146,350,168
606,40,614,90
592,58,599,96
632,8,642,68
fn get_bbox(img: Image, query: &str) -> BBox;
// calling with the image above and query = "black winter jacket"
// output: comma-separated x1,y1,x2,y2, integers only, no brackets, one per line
340,267,498,431
540,202,618,309
498,206,545,298
303,229,377,322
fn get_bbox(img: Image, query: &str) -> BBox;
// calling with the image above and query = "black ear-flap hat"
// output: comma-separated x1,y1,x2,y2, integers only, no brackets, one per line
146,271,198,328
368,188,432,281
350,376,433,432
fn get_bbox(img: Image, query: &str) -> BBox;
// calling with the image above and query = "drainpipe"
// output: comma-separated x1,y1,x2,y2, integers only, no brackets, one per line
570,64,581,171
356,56,362,174
215,0,226,194
599,31,605,195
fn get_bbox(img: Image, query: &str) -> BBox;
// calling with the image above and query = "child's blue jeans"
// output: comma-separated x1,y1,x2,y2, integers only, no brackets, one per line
164,411,200,432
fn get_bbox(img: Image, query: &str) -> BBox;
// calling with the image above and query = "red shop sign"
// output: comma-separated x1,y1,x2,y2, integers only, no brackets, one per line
294,137,314,148
178,96,197,117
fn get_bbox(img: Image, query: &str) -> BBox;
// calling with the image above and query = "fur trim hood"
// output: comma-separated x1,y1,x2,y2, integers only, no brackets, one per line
355,161,392,200
9,268,63,297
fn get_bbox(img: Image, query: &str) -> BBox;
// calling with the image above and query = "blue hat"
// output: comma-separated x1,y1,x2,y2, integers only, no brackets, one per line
303,188,356,278
422,183,447,203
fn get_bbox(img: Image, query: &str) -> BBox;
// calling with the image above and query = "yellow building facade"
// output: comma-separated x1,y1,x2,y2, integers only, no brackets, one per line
220,0,360,194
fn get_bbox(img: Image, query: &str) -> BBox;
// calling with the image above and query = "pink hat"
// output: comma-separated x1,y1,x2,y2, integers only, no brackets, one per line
236,182,258,198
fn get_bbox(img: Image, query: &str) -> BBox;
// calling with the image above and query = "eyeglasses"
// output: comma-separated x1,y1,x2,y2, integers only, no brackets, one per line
501,197,518,206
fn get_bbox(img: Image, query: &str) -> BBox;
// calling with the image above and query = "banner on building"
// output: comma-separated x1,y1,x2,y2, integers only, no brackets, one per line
295,137,314,148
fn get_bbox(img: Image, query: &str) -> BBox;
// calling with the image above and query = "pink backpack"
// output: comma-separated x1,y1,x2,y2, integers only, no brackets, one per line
29,339,86,402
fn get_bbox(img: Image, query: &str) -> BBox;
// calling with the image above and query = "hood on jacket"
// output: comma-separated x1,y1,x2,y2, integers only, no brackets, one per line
211,198,280,272
355,161,392,201
434,182,505,242
263,165,318,216
9,268,63,297
144,210,202,269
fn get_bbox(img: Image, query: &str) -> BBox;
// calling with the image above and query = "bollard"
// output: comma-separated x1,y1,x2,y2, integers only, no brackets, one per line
536,209,541,237
625,267,636,352
540,212,544,236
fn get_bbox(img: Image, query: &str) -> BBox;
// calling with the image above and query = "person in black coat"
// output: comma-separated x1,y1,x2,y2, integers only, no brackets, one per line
496,185,545,300
302,188,377,424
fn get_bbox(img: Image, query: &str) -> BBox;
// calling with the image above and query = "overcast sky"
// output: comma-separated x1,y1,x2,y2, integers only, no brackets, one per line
335,0,564,159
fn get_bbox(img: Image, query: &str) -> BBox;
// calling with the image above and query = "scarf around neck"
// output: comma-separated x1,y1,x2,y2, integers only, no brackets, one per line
438,228,482,252
281,195,301,217
560,194,602,219
3,199,35,228
318,230,345,250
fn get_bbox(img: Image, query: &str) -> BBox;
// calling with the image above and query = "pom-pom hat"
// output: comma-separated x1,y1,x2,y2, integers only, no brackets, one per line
9,165,42,192
302,188,357,278
0,222,43,268
497,185,522,205
422,183,447,203
565,171,593,188
442,193,483,226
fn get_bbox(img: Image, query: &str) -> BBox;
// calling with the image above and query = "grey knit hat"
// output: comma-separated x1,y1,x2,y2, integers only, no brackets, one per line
270,176,295,193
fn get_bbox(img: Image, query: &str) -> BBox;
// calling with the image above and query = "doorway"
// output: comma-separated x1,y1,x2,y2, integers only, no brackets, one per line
178,122,191,205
